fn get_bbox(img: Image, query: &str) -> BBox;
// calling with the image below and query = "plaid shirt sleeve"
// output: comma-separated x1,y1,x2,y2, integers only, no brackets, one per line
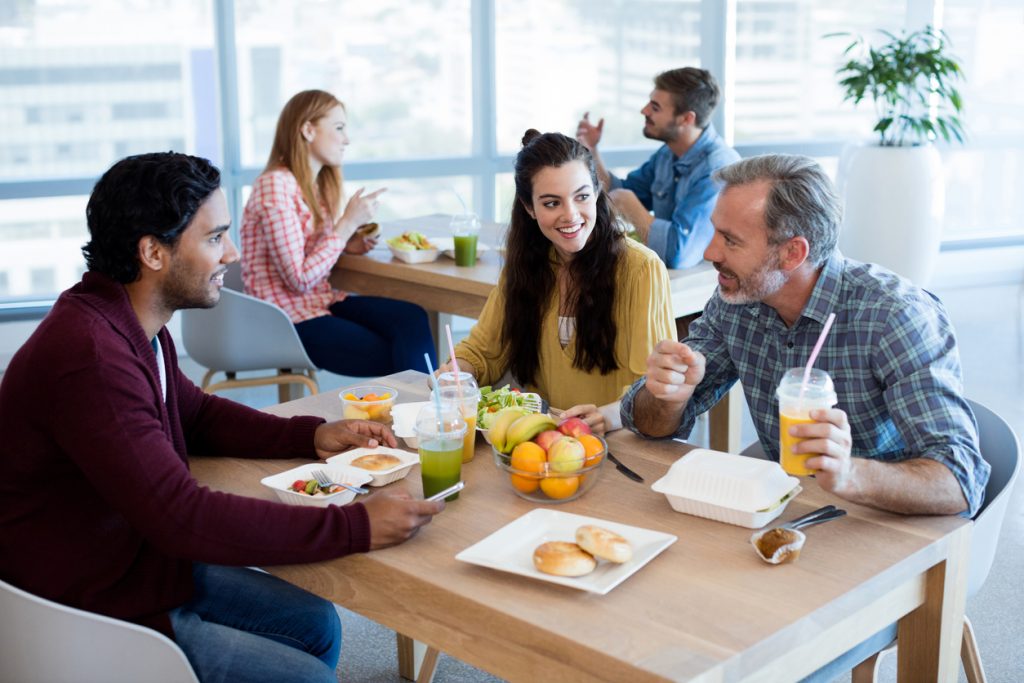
257,172,346,295
620,293,739,439
871,291,989,516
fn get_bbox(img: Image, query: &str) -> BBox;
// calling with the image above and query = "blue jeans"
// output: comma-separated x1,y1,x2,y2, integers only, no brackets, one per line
169,564,340,683
295,296,436,376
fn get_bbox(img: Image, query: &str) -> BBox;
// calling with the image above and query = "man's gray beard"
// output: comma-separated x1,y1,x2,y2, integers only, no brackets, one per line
719,267,786,305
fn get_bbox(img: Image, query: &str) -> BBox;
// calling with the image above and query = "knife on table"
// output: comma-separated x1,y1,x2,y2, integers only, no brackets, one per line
606,452,644,483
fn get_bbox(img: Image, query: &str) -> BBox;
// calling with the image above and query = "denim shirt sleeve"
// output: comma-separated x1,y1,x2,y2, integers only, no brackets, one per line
647,167,720,269
616,157,657,207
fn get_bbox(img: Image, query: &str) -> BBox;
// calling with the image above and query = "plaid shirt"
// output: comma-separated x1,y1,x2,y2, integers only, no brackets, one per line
622,252,990,516
240,168,347,323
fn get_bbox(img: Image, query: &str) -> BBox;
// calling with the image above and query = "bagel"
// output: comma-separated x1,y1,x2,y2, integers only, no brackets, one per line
349,453,402,471
532,541,596,577
575,525,632,564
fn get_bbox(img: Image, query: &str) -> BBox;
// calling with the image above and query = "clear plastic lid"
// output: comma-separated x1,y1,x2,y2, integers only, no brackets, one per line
651,449,800,513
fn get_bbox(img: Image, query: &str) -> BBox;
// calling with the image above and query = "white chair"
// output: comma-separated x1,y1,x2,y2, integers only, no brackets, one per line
851,398,1021,683
181,264,319,402
0,578,199,683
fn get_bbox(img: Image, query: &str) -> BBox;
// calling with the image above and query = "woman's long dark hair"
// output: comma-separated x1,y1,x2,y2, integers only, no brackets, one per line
502,130,625,387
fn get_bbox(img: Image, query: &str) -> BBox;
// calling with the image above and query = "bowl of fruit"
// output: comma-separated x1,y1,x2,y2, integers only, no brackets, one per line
489,408,607,503
340,385,398,425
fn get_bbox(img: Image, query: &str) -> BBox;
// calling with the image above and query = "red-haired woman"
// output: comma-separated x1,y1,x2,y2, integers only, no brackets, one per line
241,90,435,375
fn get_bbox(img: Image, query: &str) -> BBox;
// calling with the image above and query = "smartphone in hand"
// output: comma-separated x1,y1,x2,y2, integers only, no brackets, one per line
426,481,465,503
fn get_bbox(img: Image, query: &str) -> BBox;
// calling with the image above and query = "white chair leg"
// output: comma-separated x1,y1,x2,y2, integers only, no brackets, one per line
961,616,987,683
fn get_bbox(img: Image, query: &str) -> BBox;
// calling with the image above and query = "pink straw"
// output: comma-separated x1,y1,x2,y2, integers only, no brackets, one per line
444,324,462,398
798,312,836,406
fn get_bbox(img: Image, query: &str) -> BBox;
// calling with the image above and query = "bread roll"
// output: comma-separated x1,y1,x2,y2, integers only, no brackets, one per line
575,525,632,563
532,541,596,577
350,453,402,471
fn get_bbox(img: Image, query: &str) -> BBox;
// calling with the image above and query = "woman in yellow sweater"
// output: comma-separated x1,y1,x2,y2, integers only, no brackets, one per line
438,130,674,434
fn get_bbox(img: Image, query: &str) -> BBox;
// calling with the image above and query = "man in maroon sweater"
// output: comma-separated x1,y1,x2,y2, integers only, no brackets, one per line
0,152,443,683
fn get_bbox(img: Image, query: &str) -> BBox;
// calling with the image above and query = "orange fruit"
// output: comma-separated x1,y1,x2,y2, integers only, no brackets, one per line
578,434,604,465
344,392,358,400
362,392,378,402
510,441,546,474
510,473,540,493
540,476,579,500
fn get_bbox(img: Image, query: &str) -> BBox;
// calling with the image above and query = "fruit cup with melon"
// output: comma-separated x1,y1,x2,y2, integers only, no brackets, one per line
340,385,398,425
490,409,607,503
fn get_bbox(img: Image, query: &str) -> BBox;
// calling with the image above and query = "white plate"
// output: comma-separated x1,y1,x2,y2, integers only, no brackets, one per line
455,509,676,594
326,447,420,486
388,244,440,263
430,237,492,261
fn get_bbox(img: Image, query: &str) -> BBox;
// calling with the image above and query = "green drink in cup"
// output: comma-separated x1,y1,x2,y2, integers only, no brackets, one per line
450,213,480,267
414,404,466,501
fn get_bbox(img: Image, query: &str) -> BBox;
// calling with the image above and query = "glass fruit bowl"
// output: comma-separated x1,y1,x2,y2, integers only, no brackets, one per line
491,434,607,504
340,385,398,425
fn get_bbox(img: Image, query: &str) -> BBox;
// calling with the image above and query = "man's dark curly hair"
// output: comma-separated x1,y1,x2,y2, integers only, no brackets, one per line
82,152,221,283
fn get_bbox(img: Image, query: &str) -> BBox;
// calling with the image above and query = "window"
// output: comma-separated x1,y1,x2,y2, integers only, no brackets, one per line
941,0,1024,239
494,0,701,152
733,1,904,143
0,0,215,299
234,0,473,166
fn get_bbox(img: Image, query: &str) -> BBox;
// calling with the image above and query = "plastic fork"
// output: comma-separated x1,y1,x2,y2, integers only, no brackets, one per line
521,392,543,413
311,469,368,495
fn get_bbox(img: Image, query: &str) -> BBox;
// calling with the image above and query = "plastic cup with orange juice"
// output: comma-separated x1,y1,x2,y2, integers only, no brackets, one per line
435,385,480,463
776,368,837,476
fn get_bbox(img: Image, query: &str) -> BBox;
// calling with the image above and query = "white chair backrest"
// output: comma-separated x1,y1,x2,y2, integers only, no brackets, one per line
181,287,316,374
0,578,199,683
964,398,1021,597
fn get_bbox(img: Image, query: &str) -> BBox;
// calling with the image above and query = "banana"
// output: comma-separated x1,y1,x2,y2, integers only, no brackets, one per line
488,407,531,453
502,413,558,453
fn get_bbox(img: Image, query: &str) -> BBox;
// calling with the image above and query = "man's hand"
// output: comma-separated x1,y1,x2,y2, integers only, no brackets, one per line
797,408,855,495
314,419,397,460
645,340,705,404
610,189,654,241
361,489,444,549
576,112,604,151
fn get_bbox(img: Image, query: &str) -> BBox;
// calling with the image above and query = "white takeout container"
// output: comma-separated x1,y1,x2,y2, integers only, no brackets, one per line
391,401,431,448
261,463,373,508
651,449,801,528
388,244,440,264
326,447,419,486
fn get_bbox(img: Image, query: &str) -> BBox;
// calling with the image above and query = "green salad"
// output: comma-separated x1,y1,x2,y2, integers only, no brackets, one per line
476,384,529,429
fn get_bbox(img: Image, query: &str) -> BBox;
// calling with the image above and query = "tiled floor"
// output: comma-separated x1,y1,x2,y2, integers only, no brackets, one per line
169,282,1024,682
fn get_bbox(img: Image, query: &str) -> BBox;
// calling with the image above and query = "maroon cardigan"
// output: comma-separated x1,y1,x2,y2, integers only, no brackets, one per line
0,272,371,637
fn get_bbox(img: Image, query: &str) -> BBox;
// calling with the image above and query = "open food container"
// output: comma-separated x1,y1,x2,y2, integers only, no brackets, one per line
326,447,419,486
391,401,430,448
261,463,373,508
651,449,801,529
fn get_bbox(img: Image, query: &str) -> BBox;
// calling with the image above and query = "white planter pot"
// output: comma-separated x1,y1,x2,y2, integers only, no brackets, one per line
836,143,944,286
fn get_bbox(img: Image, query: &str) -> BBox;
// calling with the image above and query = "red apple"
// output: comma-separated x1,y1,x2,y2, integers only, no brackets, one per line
534,430,563,452
557,417,592,438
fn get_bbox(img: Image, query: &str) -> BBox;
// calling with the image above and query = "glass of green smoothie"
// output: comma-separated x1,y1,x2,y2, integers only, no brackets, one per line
450,213,480,267
414,404,467,501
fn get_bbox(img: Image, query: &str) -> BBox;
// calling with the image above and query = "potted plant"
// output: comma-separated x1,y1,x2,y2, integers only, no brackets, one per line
829,26,966,285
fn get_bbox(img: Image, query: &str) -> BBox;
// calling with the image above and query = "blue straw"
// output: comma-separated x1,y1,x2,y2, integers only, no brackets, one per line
424,353,444,430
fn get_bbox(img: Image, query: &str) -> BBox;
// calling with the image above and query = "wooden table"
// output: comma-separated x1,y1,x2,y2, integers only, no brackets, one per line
192,370,970,682
331,214,743,453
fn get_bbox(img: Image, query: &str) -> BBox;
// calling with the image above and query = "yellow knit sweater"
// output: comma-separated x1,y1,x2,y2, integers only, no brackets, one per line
453,239,674,409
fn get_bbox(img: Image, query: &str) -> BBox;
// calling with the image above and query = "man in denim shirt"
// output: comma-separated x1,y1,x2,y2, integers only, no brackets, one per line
623,154,989,518
577,67,740,269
